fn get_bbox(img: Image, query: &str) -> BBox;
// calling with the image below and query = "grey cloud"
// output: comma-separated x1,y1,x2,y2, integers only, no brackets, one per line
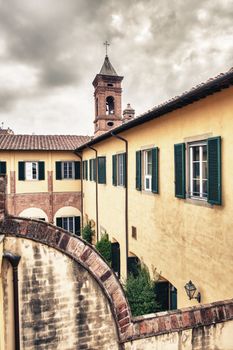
0,0,232,133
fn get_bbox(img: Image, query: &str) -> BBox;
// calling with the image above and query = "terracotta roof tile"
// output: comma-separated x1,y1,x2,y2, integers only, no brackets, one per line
0,135,91,151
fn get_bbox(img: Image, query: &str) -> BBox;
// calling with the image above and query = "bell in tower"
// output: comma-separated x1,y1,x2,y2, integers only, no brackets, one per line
92,44,124,136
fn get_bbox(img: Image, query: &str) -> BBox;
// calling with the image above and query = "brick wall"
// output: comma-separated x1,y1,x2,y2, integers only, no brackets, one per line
6,191,81,223
3,236,121,350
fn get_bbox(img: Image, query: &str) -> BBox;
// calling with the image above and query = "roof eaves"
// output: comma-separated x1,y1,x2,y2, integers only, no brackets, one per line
76,69,233,151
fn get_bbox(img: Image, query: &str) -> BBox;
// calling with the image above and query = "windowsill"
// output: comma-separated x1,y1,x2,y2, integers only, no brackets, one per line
185,197,213,208
141,190,155,196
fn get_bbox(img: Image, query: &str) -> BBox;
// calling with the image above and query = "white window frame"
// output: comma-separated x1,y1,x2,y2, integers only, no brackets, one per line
144,149,152,191
25,161,38,180
189,141,207,200
62,161,74,179
117,154,124,186
61,216,75,234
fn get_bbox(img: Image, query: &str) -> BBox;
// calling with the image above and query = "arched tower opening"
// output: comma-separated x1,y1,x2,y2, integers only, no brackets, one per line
106,96,115,115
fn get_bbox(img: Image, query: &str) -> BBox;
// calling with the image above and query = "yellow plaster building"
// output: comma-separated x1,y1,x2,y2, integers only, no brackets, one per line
1,54,233,311
76,63,233,309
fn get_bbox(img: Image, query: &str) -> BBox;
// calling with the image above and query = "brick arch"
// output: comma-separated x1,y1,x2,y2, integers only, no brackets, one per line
0,216,132,340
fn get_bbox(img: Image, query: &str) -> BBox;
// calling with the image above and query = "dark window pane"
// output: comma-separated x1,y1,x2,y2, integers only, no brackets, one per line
193,146,200,161
202,145,207,161
203,180,207,197
193,162,200,178
203,162,207,179
193,180,200,195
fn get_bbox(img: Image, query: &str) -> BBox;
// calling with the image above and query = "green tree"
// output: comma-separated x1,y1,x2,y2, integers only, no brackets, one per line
82,222,94,244
95,232,112,265
125,264,160,316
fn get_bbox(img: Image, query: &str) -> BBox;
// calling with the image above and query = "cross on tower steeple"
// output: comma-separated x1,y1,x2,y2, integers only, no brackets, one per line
103,40,110,56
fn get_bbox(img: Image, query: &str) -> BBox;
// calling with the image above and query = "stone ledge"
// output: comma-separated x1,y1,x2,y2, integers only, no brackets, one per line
121,299,233,342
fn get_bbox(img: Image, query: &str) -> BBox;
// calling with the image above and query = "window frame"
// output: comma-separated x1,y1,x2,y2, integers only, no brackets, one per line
25,161,39,181
188,141,207,201
61,161,75,180
143,149,152,192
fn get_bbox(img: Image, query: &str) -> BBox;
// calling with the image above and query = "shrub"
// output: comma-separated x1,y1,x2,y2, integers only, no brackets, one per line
82,222,94,244
125,264,160,316
95,232,112,265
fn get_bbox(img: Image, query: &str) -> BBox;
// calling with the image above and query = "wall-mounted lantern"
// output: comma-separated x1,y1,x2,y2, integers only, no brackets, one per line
184,280,201,303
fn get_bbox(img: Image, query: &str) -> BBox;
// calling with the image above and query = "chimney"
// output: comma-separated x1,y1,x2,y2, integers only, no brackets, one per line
122,103,135,123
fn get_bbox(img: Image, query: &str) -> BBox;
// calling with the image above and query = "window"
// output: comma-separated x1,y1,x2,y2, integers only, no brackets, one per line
25,162,38,180
189,143,207,199
62,161,74,179
18,161,45,181
56,216,80,236
89,158,96,181
174,136,221,205
144,150,152,191
135,148,159,193
56,161,80,180
0,161,7,175
112,153,126,187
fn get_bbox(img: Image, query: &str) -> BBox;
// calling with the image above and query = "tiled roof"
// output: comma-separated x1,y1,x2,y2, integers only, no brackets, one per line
0,135,91,151
77,67,233,150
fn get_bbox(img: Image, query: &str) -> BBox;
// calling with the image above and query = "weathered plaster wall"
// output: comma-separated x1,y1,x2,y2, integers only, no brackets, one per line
3,236,119,350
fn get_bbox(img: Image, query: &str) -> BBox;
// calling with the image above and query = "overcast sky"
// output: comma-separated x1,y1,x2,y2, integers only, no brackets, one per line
0,0,232,136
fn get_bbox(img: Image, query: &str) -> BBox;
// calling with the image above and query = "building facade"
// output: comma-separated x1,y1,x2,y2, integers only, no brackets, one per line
1,55,233,312
77,67,233,309
0,135,89,235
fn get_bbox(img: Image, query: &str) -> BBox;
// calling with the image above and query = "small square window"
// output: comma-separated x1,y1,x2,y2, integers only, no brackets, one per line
132,226,137,239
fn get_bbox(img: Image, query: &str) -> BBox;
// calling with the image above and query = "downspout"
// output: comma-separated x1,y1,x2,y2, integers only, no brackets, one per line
3,252,21,350
74,152,83,231
111,132,129,276
86,146,99,242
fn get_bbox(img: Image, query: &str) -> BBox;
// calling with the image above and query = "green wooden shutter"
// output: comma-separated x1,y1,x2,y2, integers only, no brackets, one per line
174,143,186,198
56,217,62,228
112,155,117,186
0,161,6,175
84,160,88,180
123,153,126,187
18,162,25,181
75,216,81,236
38,162,45,180
89,159,92,180
152,147,159,193
56,162,62,180
207,136,221,205
136,151,141,191
98,157,106,184
93,158,97,182
74,161,81,179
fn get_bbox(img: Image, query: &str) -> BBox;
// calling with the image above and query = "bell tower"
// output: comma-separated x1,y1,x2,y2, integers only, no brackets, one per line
93,47,123,136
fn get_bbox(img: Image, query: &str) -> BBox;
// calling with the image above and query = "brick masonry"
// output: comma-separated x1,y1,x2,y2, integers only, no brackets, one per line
6,192,81,223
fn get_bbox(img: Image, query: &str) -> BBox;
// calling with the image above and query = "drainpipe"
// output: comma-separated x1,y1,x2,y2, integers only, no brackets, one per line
86,146,99,242
74,152,83,231
111,132,129,276
3,251,21,350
